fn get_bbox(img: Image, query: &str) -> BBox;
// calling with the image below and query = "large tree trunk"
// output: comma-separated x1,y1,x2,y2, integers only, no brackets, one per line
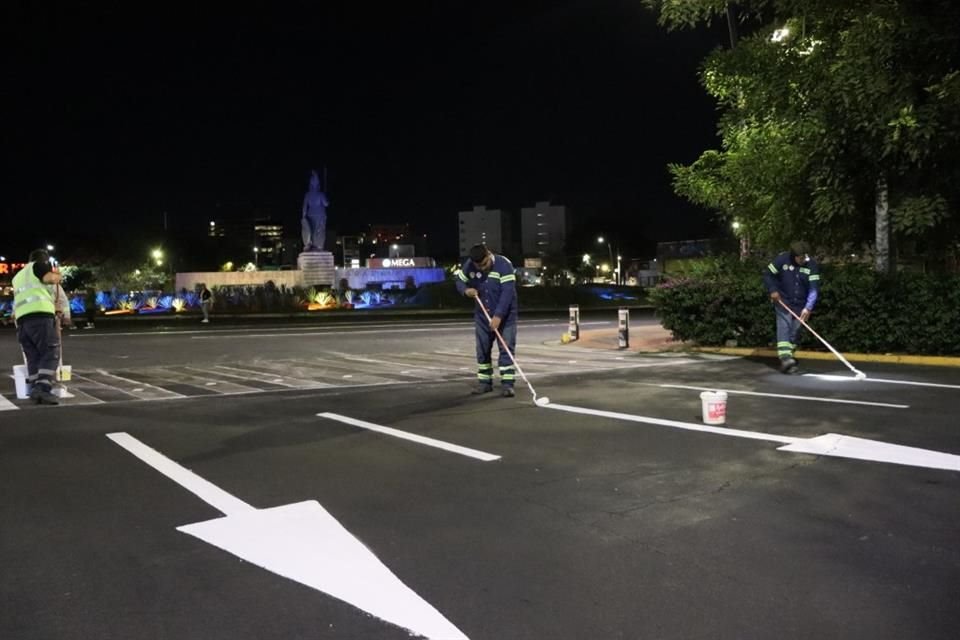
875,175,892,273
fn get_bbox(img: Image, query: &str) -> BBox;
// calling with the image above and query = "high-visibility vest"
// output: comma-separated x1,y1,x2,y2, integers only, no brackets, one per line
12,262,55,317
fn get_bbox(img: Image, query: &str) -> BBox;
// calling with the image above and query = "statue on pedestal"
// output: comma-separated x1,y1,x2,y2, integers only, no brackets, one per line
301,170,329,251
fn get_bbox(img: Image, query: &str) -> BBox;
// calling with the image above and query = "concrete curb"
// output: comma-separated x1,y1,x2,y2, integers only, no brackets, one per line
568,327,960,368
687,347,960,368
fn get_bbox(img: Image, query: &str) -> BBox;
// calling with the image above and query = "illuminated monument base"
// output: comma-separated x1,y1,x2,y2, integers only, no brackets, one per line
297,251,335,287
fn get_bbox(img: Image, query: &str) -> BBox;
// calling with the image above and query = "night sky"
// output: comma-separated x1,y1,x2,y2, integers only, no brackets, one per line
6,1,728,264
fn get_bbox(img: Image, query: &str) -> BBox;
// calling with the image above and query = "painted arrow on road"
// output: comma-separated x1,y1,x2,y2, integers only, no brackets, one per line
542,403,960,472
107,432,469,640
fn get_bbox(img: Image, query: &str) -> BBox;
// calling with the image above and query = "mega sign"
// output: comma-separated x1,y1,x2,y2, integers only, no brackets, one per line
0,262,27,275
366,257,435,268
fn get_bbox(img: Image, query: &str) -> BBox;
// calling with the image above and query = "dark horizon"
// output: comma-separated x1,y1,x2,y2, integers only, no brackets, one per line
6,1,729,265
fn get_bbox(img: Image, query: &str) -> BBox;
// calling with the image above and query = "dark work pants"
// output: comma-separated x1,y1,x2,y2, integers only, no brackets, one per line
475,320,517,387
17,315,60,392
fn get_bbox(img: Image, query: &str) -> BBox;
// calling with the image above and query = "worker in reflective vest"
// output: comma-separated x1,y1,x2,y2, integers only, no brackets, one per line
763,240,821,374
12,249,63,404
456,243,519,397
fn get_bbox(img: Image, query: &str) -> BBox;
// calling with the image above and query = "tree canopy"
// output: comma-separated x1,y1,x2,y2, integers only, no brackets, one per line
644,0,960,267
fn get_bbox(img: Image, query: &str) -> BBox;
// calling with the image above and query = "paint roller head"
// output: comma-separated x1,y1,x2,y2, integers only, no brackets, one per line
854,372,867,381
534,397,551,406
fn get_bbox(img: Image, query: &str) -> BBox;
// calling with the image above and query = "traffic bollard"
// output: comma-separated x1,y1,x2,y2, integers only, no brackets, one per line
618,307,629,349
568,305,580,341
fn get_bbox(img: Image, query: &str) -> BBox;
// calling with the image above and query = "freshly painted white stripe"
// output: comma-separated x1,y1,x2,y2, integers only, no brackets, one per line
109,433,469,639
543,403,960,471
0,393,20,411
319,412,501,462
804,373,960,390
655,383,909,409
106,432,255,515
542,402,798,444
778,434,960,471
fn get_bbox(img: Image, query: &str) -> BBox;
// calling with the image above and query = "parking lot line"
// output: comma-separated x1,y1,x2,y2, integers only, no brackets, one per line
654,383,910,408
318,412,501,462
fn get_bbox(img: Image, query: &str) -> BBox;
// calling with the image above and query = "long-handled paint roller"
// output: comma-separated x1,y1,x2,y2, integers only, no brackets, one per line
777,299,867,380
474,297,550,406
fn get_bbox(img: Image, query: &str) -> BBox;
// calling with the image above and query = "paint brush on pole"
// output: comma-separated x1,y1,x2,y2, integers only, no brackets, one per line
777,299,866,380
474,297,550,406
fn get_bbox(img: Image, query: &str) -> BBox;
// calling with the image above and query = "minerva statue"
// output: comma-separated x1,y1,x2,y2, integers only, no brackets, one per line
301,170,329,251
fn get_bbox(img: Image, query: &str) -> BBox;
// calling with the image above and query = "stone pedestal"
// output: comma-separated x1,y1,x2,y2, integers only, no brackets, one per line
297,251,335,287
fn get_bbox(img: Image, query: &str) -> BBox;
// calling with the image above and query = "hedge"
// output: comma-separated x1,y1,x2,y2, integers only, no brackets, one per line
649,257,960,356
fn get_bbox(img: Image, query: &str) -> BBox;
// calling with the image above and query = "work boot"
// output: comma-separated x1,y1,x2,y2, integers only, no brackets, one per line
470,384,493,395
779,358,798,374
32,387,60,405
501,387,515,398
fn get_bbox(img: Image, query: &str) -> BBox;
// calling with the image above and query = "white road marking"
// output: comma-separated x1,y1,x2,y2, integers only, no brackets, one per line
0,393,19,411
94,369,187,398
319,413,501,462
542,403,960,471
805,373,960,390
652,383,909,409
75,318,603,339
206,365,327,388
107,432,255,515
107,432,468,640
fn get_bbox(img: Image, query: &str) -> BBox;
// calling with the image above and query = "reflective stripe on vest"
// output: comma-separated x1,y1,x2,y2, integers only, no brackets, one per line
12,262,55,316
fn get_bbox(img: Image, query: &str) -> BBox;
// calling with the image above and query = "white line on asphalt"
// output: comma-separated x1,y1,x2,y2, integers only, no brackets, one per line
74,319,608,339
0,393,20,411
541,403,798,444
652,383,910,409
107,432,256,515
107,432,469,639
804,373,960,390
318,412,501,462
208,365,329,388
541,403,960,471
94,370,188,398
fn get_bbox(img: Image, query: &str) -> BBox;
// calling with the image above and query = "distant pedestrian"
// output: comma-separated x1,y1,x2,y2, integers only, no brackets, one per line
763,241,821,374
456,243,519,397
84,288,97,329
200,284,213,323
12,249,63,405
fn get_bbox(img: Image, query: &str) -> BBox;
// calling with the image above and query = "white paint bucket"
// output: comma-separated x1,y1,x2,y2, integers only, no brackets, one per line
12,365,31,399
700,390,728,425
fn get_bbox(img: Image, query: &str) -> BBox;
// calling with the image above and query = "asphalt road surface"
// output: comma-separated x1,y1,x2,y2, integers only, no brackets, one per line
2,313,959,639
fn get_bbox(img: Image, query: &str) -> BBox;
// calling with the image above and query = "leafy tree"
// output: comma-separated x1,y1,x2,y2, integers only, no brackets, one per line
644,0,960,271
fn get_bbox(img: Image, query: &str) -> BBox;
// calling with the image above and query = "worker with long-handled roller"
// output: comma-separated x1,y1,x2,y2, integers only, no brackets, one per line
762,241,821,375
456,243,519,397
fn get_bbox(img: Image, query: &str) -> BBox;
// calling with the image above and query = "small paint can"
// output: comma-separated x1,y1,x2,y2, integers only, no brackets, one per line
700,391,727,425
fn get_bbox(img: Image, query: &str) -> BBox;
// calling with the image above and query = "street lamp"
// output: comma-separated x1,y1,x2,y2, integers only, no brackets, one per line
151,248,164,267
253,246,259,267
597,236,616,285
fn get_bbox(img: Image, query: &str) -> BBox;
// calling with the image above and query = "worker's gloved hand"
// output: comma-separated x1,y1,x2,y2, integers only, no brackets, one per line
464,288,478,298
769,291,781,302
490,316,502,331
800,308,811,322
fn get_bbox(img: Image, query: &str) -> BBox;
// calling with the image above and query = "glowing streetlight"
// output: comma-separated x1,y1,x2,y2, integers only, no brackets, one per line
582,253,591,265
46,244,54,252
597,236,617,284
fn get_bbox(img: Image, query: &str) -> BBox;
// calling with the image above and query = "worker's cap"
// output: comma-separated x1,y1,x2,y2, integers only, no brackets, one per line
28,248,50,263
469,243,490,263
789,240,811,256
